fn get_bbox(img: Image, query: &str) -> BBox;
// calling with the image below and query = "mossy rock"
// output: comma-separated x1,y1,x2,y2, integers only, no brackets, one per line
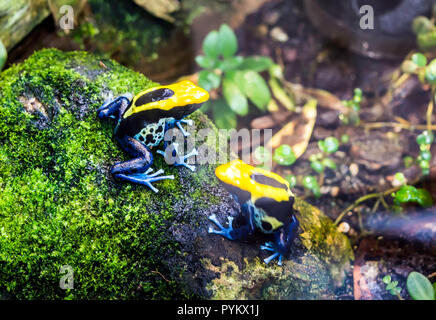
0,49,353,299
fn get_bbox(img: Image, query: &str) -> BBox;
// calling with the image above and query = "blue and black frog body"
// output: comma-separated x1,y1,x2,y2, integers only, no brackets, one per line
208,160,300,265
97,80,209,192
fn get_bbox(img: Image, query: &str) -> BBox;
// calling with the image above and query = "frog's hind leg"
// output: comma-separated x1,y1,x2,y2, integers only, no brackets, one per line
260,216,299,266
157,142,198,172
112,136,174,193
175,117,194,137
208,214,255,241
97,93,132,120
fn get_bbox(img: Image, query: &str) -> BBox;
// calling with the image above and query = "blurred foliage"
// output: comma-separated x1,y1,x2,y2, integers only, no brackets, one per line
197,24,275,129
406,272,435,300
0,39,6,71
339,88,362,126
412,15,436,52
69,0,170,64
392,185,433,210
382,275,402,297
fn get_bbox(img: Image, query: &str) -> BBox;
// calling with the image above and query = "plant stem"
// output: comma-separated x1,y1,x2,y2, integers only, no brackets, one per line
318,171,325,187
361,122,436,131
334,186,400,225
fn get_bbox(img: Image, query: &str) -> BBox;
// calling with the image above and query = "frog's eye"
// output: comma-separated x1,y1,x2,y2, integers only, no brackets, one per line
135,88,174,106
222,183,251,204
261,221,273,232
251,173,287,189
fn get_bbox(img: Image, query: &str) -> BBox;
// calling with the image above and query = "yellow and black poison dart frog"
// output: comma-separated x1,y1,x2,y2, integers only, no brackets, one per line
97,80,209,193
208,160,300,265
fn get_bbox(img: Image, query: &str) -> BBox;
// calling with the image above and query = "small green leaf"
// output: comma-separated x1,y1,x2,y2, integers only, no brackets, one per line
412,16,434,35
386,281,398,291
383,275,392,284
425,59,436,85
239,56,274,72
310,160,324,173
322,158,337,170
285,175,297,188
222,77,248,116
420,150,432,161
212,99,237,129
195,55,215,69
303,176,315,188
411,53,428,67
319,137,339,154
393,185,433,208
407,272,435,300
199,70,221,91
273,145,296,166
403,156,414,168
219,24,238,58
394,172,406,184
402,60,418,74
253,146,272,164
240,70,271,111
220,56,243,71
341,134,350,144
302,176,321,198
418,32,436,52
354,88,363,98
417,130,435,145
419,159,430,170
389,287,402,296
203,30,220,59
269,64,284,79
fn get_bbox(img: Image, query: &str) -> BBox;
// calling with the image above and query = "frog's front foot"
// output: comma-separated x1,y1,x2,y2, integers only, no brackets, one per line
208,214,235,240
114,168,174,193
175,119,194,137
260,242,284,266
157,143,198,172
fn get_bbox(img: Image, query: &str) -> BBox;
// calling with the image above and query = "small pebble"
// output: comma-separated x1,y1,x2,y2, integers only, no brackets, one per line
264,11,280,25
349,163,359,176
257,24,268,37
270,27,288,43
337,222,350,233
330,186,340,197
320,186,330,195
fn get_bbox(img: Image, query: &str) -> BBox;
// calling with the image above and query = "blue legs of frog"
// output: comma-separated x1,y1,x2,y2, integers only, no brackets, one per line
112,136,174,193
208,210,299,266
208,214,235,240
157,142,198,172
175,118,194,137
208,213,284,265
115,168,174,193
260,242,284,266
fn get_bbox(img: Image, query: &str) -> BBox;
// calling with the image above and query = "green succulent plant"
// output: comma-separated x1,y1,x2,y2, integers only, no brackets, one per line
196,24,274,129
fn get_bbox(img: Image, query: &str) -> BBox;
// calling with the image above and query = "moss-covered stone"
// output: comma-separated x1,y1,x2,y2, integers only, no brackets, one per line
0,49,353,299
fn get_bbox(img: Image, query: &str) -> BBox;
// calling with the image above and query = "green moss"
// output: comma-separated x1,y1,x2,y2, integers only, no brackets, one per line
294,198,354,286
205,254,332,300
70,0,171,65
0,49,221,299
